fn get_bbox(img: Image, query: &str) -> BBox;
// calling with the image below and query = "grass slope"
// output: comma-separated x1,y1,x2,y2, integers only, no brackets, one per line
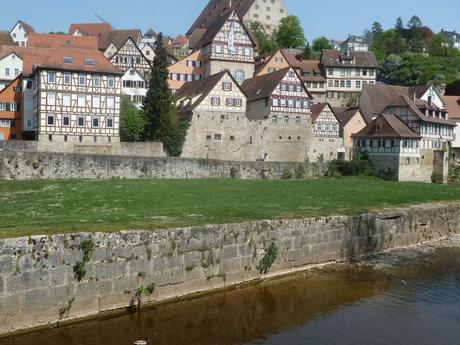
1,177,460,239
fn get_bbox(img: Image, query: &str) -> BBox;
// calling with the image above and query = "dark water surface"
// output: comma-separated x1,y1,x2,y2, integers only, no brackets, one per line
1,248,459,345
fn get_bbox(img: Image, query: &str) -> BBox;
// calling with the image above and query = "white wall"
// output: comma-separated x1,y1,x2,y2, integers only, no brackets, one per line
10,23,29,47
0,54,23,89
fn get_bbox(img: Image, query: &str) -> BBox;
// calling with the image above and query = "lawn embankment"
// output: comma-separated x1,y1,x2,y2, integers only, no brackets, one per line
1,176,460,239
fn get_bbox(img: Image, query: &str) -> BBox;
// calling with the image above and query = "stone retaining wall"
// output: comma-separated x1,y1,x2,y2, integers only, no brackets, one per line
0,151,328,180
0,203,459,335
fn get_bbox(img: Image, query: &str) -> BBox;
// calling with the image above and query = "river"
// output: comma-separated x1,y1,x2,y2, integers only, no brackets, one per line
1,245,459,345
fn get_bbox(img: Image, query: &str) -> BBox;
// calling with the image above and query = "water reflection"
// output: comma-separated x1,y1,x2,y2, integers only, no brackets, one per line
1,248,459,345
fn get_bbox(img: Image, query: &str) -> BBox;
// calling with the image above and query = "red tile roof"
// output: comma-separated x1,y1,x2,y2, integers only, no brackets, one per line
353,114,421,139
444,96,460,119
27,33,98,50
68,23,113,37
0,31,16,46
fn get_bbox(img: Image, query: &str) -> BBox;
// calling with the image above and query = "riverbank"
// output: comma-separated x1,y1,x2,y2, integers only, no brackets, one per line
0,202,459,337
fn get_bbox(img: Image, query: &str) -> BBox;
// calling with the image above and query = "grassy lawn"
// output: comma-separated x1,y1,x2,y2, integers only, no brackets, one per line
1,176,460,239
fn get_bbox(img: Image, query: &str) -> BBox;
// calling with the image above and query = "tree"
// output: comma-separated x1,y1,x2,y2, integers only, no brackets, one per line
407,15,422,30
276,16,306,48
142,32,187,156
428,34,448,57
446,80,460,96
248,21,278,54
395,17,404,33
301,42,312,59
120,96,145,142
371,22,383,42
312,36,333,52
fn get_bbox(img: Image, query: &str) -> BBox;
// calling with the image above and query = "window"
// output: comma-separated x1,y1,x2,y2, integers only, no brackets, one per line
78,74,86,86
272,98,279,107
62,115,70,126
346,80,351,88
48,72,55,83
226,98,234,107
284,115,289,124
84,58,94,65
93,75,101,87
78,95,85,107
14,69,19,76
93,96,101,108
214,134,222,141
295,116,301,125
108,76,115,88
92,117,99,128
63,73,71,85
215,45,223,54
206,135,212,140
107,118,113,128
222,82,232,91
235,70,245,82
356,81,361,88
328,80,333,87
77,116,85,127
234,98,242,107
47,114,54,126
47,93,56,106
211,97,220,106
272,115,277,123
63,56,73,64
63,94,71,107
107,96,115,108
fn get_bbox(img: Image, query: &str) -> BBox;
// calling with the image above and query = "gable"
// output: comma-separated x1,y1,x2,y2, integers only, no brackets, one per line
315,105,339,124
421,85,445,109
276,68,311,99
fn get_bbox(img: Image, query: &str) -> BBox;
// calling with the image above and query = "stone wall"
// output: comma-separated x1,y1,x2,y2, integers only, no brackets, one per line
0,203,459,336
0,140,166,158
0,151,328,180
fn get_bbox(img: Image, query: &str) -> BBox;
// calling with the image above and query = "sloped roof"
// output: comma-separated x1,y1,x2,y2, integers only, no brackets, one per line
172,35,187,48
176,71,232,113
353,114,421,139
23,46,122,75
342,35,368,45
27,33,98,50
333,107,361,127
98,29,142,51
11,20,35,34
444,96,460,119
310,103,339,122
68,23,112,37
0,45,27,60
321,49,378,68
144,28,158,38
0,31,16,46
389,95,454,125
241,67,290,101
186,0,255,36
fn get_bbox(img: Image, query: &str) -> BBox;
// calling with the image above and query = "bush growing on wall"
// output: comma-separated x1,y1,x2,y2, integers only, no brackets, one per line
328,151,373,177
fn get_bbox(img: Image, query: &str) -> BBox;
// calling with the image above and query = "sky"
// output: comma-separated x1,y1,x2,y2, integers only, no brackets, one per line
1,0,459,41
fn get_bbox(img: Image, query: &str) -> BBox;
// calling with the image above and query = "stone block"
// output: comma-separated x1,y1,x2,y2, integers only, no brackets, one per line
7,270,49,292
221,245,238,259
49,267,68,287
0,255,15,275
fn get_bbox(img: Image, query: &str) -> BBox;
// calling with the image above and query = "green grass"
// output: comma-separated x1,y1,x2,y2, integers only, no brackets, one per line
1,176,460,239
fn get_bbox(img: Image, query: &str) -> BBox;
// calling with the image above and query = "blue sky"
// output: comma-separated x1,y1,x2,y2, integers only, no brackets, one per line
1,0,459,41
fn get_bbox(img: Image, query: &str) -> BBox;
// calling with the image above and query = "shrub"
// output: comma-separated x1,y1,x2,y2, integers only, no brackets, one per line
257,242,279,274
431,171,444,184
281,169,293,180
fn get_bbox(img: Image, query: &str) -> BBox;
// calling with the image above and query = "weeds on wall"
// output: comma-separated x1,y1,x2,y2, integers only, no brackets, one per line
129,283,156,311
73,239,94,281
257,242,279,274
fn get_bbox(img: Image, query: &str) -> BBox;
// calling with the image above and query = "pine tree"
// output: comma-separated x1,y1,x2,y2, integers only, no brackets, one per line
142,33,187,156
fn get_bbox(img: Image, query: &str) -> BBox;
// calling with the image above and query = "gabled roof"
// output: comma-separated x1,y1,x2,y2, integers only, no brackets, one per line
0,31,16,46
321,49,378,68
10,20,35,34
98,29,142,51
310,103,339,122
0,45,26,60
172,35,188,49
110,37,151,67
241,67,312,102
342,35,368,45
444,96,460,119
332,107,361,127
144,28,158,38
23,46,122,75
27,33,98,50
68,23,113,37
176,70,242,113
186,0,255,36
353,114,421,139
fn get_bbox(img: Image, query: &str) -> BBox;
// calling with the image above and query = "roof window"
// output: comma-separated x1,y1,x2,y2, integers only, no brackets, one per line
84,58,95,65
63,56,73,64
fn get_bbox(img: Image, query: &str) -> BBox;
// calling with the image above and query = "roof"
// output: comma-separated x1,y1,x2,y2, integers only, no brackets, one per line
0,31,16,46
310,103,328,122
23,46,122,75
176,70,234,113
342,35,369,45
68,23,112,37
186,0,255,36
98,29,142,51
144,28,158,38
0,45,27,60
27,33,98,50
11,20,35,34
172,35,188,48
439,29,460,42
241,67,290,101
353,114,421,139
321,49,378,68
444,96,460,119
332,107,361,127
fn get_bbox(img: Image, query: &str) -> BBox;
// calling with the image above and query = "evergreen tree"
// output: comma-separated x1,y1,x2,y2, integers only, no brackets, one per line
120,96,145,142
142,32,187,156
276,16,306,48
302,42,312,59
371,22,384,42
395,17,404,33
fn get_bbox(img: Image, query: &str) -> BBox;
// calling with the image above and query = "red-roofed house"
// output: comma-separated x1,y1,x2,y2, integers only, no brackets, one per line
68,23,113,38
9,20,35,47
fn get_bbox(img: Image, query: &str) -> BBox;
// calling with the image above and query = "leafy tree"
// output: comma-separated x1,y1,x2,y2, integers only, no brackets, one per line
276,16,306,48
120,96,145,142
446,80,460,96
248,21,278,54
428,34,448,57
143,32,187,156
312,36,333,53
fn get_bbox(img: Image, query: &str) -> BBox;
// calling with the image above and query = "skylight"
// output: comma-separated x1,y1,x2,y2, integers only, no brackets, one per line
84,58,95,65
63,56,73,64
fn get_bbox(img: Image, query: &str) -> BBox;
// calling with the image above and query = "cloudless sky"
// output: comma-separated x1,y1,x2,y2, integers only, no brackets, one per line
1,0,459,40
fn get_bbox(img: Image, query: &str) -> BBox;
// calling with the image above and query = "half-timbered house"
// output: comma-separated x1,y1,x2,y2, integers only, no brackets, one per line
309,103,344,161
23,46,123,143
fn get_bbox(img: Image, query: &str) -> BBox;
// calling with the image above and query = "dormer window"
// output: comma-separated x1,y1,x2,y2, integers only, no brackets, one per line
84,58,95,65
63,56,73,64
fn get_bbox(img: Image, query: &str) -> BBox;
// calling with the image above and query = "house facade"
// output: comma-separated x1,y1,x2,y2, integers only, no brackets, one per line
333,107,366,160
0,49,23,90
9,20,34,47
168,50,206,94
322,50,378,107
0,76,22,140
309,103,344,161
24,47,123,143
340,35,369,52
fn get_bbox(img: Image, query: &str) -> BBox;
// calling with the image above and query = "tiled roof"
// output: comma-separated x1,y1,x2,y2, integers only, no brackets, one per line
0,31,16,46
12,20,35,34
23,46,122,75
241,67,291,101
0,45,27,60
176,71,231,113
310,103,328,122
321,49,378,68
332,107,361,127
444,96,460,119
353,114,421,139
27,33,98,50
186,0,255,36
390,95,454,125
172,35,187,48
98,29,142,51
68,23,113,37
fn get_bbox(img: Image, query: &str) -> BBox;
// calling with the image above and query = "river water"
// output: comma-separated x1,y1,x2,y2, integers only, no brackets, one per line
1,246,459,345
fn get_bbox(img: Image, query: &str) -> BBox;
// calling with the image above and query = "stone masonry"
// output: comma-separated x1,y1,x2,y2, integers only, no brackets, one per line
0,203,459,335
